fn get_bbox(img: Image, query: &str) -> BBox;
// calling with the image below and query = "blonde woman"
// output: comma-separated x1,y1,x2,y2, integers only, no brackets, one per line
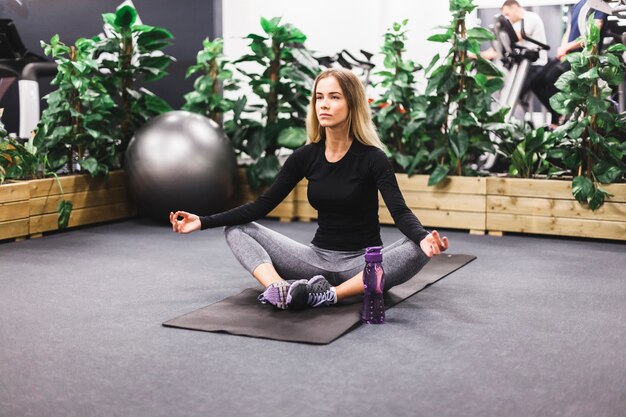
170,68,449,310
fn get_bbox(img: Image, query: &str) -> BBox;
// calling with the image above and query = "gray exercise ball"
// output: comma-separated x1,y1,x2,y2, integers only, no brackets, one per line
125,111,236,223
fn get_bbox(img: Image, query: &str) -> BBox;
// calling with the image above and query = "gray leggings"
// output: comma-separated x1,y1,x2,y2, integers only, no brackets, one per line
224,222,430,289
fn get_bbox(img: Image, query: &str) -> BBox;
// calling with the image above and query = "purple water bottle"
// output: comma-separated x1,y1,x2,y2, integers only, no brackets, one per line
361,246,385,324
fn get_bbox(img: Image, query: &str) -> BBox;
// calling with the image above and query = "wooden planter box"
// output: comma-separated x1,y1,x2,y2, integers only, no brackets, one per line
28,170,136,237
0,181,30,241
295,175,488,234
486,177,626,240
231,168,296,222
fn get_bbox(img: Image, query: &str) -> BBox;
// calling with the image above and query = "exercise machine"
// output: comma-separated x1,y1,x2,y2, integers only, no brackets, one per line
493,14,550,123
315,49,375,87
479,14,550,170
0,19,56,139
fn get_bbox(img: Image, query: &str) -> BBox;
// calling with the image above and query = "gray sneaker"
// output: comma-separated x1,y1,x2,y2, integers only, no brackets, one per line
287,275,337,310
258,281,293,310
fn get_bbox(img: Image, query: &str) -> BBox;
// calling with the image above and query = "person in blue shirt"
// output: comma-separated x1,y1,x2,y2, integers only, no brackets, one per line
530,0,608,126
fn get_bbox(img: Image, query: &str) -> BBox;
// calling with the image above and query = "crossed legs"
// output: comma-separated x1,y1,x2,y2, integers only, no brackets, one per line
225,222,430,304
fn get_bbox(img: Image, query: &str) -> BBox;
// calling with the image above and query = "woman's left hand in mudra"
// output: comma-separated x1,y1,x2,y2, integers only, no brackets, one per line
420,230,449,257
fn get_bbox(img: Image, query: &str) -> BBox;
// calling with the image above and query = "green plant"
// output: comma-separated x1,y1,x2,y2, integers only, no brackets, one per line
421,0,507,185
488,122,557,178
371,20,429,175
183,37,238,125
96,5,174,151
226,16,318,190
1,109,39,183
0,137,39,183
34,35,117,176
550,15,626,209
3,109,71,228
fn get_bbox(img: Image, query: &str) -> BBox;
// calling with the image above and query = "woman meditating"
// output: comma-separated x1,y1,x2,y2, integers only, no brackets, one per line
170,67,449,310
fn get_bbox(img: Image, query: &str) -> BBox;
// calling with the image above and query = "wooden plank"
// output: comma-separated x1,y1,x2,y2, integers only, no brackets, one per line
604,183,626,202
29,202,136,235
487,213,626,241
0,201,29,221
487,177,573,199
0,219,29,240
385,191,486,212
30,187,132,216
0,182,30,203
487,195,626,222
395,174,487,194
295,182,308,202
380,207,486,230
297,204,317,220
29,171,127,198
267,202,295,220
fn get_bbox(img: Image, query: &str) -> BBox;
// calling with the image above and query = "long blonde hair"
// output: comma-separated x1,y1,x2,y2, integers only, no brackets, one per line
306,68,384,149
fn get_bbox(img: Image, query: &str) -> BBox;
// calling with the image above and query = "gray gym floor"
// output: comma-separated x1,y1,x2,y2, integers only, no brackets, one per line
1,218,624,417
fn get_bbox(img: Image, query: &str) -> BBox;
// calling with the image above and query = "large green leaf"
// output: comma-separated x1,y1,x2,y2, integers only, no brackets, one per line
57,199,73,229
115,5,137,28
466,27,495,42
428,164,449,186
260,17,281,34
450,130,469,158
588,186,610,210
554,71,576,93
474,57,502,77
143,94,172,114
593,161,622,184
276,127,306,149
607,43,626,53
572,176,593,203
428,33,452,43
79,157,99,176
393,153,412,170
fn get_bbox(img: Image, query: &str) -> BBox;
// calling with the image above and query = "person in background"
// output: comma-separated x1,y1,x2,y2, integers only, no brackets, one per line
530,0,608,126
481,1,548,113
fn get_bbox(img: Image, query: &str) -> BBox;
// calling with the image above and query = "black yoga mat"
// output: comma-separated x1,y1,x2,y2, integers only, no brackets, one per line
163,254,475,344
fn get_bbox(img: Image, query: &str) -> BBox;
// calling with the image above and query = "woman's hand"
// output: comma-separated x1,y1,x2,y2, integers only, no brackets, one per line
169,211,201,234
420,230,449,257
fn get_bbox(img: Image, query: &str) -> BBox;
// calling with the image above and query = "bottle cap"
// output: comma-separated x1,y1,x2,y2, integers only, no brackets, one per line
365,246,383,263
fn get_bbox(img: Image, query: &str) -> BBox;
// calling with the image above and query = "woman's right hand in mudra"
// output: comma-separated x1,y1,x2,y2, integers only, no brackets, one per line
169,211,201,234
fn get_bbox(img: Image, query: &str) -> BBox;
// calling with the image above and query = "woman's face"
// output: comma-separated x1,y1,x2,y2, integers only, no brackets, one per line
315,76,349,129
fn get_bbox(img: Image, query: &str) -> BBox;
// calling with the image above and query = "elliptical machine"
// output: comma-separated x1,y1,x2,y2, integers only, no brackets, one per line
0,19,56,139
493,14,550,123
479,14,550,171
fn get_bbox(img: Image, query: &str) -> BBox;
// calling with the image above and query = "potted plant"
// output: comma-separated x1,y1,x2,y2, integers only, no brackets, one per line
363,13,497,234
422,0,506,186
485,17,626,241
95,5,174,153
25,5,172,237
0,113,32,241
550,15,625,209
182,37,238,125
226,16,319,221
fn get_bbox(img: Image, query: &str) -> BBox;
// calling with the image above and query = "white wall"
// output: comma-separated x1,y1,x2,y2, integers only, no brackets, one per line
222,0,452,100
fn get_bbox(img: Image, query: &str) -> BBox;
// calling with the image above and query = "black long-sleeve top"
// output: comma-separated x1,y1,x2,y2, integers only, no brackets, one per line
200,139,430,251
